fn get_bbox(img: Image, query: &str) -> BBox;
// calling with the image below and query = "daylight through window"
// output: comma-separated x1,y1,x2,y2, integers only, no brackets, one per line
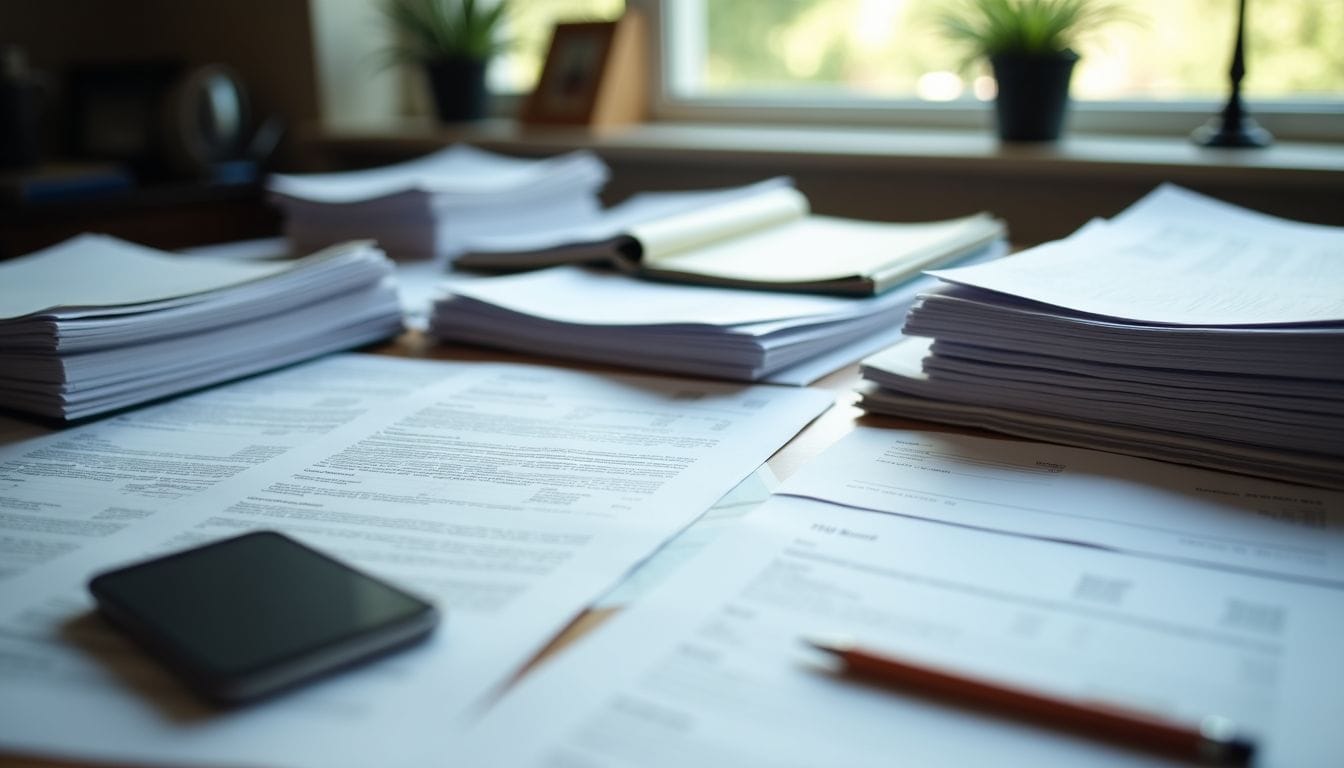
493,0,1343,137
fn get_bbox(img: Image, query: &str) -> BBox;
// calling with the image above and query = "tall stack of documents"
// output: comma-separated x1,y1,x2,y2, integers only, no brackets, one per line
858,185,1344,488
429,241,1004,385
0,234,403,420
267,145,609,261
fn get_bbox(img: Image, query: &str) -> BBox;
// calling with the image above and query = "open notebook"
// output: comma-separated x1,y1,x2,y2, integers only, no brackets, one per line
456,180,1005,296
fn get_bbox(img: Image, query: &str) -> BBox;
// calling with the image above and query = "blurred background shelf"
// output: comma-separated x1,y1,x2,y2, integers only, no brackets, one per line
0,178,279,258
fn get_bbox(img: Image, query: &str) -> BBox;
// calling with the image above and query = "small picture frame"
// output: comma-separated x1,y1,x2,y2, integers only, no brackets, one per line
521,13,647,128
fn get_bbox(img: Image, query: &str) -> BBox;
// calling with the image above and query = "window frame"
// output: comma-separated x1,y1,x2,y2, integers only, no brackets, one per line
625,0,1344,143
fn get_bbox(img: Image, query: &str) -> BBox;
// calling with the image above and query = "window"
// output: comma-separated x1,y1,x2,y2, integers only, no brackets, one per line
495,0,1343,140
654,0,1344,139
661,0,1343,101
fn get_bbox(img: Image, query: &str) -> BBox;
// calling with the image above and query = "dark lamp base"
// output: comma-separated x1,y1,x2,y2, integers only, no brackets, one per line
1191,115,1273,148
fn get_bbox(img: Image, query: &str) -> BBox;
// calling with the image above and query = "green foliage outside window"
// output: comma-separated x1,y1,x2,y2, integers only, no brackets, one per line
699,0,1343,101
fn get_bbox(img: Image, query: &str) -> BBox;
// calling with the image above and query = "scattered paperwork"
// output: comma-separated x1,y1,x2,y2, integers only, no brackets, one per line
0,354,831,767
459,428,1344,767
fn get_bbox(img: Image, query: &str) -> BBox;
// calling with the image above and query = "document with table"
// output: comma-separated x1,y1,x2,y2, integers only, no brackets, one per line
783,428,1344,586
458,428,1344,767
0,354,830,767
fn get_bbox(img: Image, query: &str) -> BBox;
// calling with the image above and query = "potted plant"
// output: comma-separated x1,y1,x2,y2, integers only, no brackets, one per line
381,0,510,122
938,0,1128,141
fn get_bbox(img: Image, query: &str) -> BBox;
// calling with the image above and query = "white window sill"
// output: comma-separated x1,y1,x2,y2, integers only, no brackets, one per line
312,117,1342,175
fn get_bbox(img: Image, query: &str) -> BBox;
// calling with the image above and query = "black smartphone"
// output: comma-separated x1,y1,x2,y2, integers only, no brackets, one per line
88,530,439,706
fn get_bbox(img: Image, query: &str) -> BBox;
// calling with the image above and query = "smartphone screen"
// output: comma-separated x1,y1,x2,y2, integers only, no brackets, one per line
89,530,439,705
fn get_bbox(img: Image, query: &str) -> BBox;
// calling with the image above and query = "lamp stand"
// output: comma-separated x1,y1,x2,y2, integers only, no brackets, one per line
1192,0,1272,148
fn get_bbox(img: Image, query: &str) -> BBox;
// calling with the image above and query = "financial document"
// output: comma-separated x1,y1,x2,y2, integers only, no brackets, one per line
782,427,1344,587
0,356,456,579
0,354,830,768
459,496,1344,767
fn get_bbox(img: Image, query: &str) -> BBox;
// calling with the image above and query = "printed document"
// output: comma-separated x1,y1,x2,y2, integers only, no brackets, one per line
0,354,830,768
459,494,1344,767
0,356,455,580
782,427,1344,586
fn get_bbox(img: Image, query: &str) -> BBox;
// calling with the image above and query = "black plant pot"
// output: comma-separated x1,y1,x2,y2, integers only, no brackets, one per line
425,57,488,123
990,51,1078,142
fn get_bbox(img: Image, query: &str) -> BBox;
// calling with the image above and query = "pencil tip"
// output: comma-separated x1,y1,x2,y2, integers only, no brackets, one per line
800,633,855,654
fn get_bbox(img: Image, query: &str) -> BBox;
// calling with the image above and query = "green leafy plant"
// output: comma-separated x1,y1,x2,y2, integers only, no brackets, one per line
937,0,1129,60
380,0,510,63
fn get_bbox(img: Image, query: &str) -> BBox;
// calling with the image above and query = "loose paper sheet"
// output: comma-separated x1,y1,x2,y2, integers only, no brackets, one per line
0,234,294,319
458,466,1344,767
928,185,1344,325
782,427,1344,586
0,354,830,768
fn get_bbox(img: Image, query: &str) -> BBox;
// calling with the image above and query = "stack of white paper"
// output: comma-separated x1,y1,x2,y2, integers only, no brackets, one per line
858,338,1344,489
430,241,1004,385
858,185,1344,486
0,234,404,420
267,145,609,261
